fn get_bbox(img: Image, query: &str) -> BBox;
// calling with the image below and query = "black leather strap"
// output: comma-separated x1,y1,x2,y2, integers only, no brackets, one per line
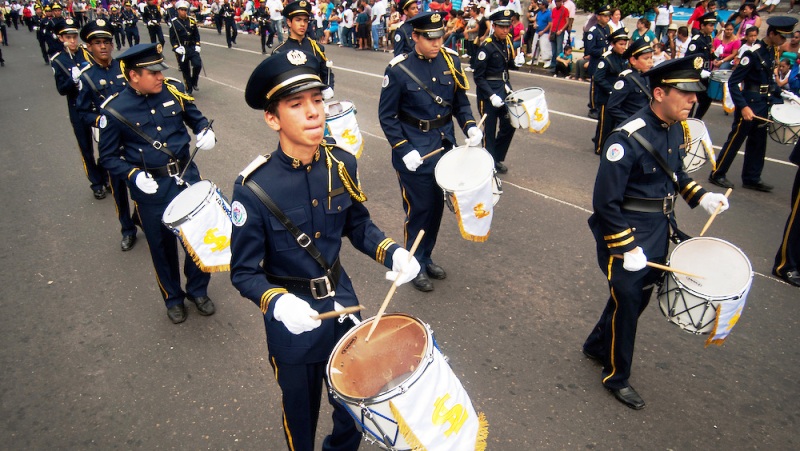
626,129,679,190
103,106,178,159
396,61,452,108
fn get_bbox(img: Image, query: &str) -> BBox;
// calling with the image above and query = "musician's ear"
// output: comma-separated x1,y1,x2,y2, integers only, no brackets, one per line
264,110,281,132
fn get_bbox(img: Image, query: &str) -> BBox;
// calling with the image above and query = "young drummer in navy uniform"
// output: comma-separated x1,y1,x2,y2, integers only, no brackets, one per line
142,0,165,46
122,1,140,47
32,4,49,64
51,18,107,201
97,43,218,324
378,12,481,292
709,16,798,192
272,0,334,100
169,1,202,94
773,139,800,288
76,19,138,252
231,50,420,451
685,12,717,120
582,56,732,410
605,37,654,133
392,0,419,56
592,27,630,155
109,5,125,51
220,0,237,48
474,8,525,174
585,5,611,120
254,2,272,54
45,3,65,56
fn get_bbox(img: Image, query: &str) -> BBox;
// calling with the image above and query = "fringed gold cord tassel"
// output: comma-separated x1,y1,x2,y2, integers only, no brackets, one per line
324,145,367,202
165,80,195,109
311,39,328,61
441,49,469,91
389,401,427,451
474,412,489,451
680,120,691,152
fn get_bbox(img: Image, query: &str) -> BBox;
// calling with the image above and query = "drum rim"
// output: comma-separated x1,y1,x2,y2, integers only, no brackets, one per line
667,237,754,301
162,180,217,227
326,313,435,405
434,146,495,192
769,104,800,126
325,100,356,121
505,86,545,102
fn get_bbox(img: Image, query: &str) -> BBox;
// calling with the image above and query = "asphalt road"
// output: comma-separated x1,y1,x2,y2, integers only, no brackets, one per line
1,26,798,450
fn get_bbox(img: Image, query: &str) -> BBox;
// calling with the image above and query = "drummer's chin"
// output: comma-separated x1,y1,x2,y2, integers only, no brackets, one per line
306,126,325,141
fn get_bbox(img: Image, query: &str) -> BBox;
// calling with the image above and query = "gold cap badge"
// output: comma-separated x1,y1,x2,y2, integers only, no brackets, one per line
287,49,307,65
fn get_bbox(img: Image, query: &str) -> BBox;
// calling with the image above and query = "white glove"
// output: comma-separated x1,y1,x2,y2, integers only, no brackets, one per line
465,127,483,147
135,172,159,194
700,69,711,79
699,192,730,215
175,45,186,55
195,45,201,53
622,247,648,272
195,128,216,151
321,87,334,100
402,150,424,172
490,94,504,108
273,294,321,335
70,66,81,83
385,248,422,286
33,25,39,31
514,52,525,67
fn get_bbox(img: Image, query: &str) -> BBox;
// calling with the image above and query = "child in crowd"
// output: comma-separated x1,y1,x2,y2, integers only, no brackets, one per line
652,42,669,66
555,44,572,78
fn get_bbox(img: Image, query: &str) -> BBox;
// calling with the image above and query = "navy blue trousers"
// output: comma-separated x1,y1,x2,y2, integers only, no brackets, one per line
396,170,444,267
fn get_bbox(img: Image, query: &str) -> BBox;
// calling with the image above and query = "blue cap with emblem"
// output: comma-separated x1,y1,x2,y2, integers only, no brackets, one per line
245,49,326,110
608,27,630,43
54,18,79,35
624,37,653,59
284,0,312,18
118,43,170,72
766,16,798,38
80,19,114,42
407,11,446,39
698,12,717,26
397,0,416,12
643,55,706,92
595,4,611,16
488,8,513,27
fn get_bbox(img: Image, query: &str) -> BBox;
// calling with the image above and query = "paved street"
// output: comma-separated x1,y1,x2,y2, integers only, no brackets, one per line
1,25,798,450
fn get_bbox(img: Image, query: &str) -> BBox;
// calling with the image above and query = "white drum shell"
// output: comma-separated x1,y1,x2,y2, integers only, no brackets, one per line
162,180,218,229
434,146,494,193
682,118,711,174
768,103,800,145
505,87,545,130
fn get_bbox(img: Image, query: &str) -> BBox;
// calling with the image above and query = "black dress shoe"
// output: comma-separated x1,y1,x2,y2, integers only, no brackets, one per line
425,263,447,280
588,110,599,120
412,273,434,292
742,181,774,192
193,84,200,92
187,295,216,316
609,386,646,410
167,304,187,324
495,162,508,174
120,234,137,251
93,187,107,199
582,348,603,363
708,174,735,189
774,269,800,287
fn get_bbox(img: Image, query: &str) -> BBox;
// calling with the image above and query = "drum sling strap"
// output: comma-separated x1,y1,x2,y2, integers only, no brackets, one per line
396,61,452,108
627,73,653,101
244,178,341,300
621,128,692,243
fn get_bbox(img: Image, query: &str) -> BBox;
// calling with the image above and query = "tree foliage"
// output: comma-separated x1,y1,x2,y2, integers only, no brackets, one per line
574,0,659,18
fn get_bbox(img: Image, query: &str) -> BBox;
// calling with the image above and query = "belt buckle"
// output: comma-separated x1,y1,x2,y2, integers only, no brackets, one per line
310,276,334,300
662,196,675,215
419,120,431,132
759,86,769,95
166,160,180,177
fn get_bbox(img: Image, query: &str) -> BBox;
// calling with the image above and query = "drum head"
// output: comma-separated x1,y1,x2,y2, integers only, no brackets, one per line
325,100,355,120
669,237,752,299
162,180,213,224
435,147,494,192
506,87,544,103
328,314,429,401
685,118,708,145
770,104,800,126
709,70,732,82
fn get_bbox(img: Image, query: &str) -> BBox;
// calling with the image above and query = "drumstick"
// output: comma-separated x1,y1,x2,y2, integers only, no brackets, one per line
178,119,214,184
611,255,705,279
752,115,774,123
699,188,733,237
420,147,445,161
365,230,425,342
312,305,364,321
475,113,488,129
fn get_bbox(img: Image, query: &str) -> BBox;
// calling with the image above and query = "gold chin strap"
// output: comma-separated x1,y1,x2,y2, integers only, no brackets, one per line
440,49,469,91
323,142,367,202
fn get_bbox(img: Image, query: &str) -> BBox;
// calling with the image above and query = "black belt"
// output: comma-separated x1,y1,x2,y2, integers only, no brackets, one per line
398,111,453,132
266,258,343,300
485,73,508,82
183,41,197,46
743,84,769,95
144,159,187,178
622,195,676,215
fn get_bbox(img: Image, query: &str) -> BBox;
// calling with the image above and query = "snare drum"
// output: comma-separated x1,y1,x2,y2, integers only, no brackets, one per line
327,314,485,451
162,180,232,272
706,70,732,101
682,118,715,173
435,146,499,241
768,103,800,145
505,87,550,133
658,237,753,334
325,100,364,158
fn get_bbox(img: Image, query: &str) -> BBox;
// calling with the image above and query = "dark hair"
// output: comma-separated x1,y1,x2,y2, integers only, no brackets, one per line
678,26,689,37
638,18,650,29
564,44,572,51
745,26,759,35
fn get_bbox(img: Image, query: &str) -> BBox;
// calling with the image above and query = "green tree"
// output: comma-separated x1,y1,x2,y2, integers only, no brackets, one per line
575,0,659,18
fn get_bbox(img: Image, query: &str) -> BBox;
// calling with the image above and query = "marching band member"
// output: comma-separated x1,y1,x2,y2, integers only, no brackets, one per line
583,56,731,410
585,4,611,120
709,16,798,192
109,5,126,51
45,3,65,56
75,19,138,252
473,8,525,174
169,1,203,94
272,0,334,99
605,37,654,131
230,50,420,451
97,44,218,324
685,12,717,119
142,0,166,46
122,1,141,47
393,0,419,56
592,27,630,155
773,139,800,288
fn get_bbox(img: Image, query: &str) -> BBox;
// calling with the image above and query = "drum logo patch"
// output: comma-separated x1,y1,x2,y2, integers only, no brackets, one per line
606,143,625,162
203,228,231,252
473,203,489,219
231,201,247,226
432,393,468,437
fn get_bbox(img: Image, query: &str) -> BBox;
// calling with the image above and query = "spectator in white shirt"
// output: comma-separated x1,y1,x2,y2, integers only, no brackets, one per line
654,2,673,42
267,0,284,43
371,0,387,51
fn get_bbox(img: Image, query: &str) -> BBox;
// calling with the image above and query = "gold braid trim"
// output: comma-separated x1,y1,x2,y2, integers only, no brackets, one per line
165,80,195,109
310,39,328,61
680,120,691,155
441,48,469,91
324,143,367,202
